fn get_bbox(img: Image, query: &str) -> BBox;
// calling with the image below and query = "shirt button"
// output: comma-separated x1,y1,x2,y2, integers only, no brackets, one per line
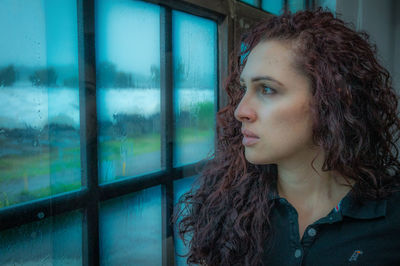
308,228,317,237
294,248,302,258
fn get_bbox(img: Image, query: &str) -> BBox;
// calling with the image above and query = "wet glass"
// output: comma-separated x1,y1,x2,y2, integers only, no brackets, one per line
262,0,285,15
0,0,81,208
173,175,199,266
95,0,161,183
288,0,306,13
172,11,217,167
99,185,162,266
0,210,82,265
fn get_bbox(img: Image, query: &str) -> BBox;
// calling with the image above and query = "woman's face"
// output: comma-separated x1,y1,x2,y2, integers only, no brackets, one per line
234,40,316,165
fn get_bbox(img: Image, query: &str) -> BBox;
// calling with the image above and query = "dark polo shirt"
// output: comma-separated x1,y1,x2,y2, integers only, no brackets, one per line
263,182,400,265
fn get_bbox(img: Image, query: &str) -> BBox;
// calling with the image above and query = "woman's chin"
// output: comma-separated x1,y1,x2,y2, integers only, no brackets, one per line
244,152,266,165
244,149,276,165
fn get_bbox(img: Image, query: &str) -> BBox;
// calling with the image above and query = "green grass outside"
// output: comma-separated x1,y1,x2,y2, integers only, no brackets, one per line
0,128,213,208
0,146,81,181
0,182,81,209
0,128,213,182
99,132,161,161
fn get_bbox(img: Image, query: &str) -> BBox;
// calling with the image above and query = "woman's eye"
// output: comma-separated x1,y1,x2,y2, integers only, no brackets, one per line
240,85,247,92
260,86,275,95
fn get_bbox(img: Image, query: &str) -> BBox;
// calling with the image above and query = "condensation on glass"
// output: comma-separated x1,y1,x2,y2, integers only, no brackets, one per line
173,175,199,266
172,11,217,167
99,185,162,266
262,0,285,15
288,0,306,13
95,0,161,183
0,0,81,208
0,210,83,265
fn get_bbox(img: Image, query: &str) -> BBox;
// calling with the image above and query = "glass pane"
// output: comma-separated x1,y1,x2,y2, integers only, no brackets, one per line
240,0,258,7
172,11,217,167
99,185,162,266
316,0,336,14
262,0,285,15
0,0,81,208
173,176,199,266
0,210,83,265
96,0,161,183
288,0,306,13
241,42,251,65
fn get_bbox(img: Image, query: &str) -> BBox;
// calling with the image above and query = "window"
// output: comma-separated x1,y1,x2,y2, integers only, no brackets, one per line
0,0,272,265
172,11,217,167
315,0,336,14
262,0,285,15
239,0,331,15
240,0,260,8
0,0,80,209
96,0,162,182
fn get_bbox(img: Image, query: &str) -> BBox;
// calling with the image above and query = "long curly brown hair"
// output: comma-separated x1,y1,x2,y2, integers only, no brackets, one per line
171,8,400,266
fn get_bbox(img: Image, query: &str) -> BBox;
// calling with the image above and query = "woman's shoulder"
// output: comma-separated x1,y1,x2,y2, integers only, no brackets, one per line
383,188,400,225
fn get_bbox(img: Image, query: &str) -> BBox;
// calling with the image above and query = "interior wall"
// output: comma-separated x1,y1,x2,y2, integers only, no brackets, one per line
393,0,400,93
336,0,400,94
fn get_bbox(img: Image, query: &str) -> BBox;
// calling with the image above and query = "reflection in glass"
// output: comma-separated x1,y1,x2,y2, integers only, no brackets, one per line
96,0,161,183
262,0,285,15
0,210,82,265
288,0,306,13
99,185,162,266
173,176,199,266
172,11,217,167
0,0,81,208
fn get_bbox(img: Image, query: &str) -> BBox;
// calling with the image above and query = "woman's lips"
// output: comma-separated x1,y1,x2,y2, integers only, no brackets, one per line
242,136,260,146
241,128,260,146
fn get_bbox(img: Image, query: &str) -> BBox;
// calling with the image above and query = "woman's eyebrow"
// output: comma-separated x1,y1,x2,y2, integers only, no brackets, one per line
240,76,284,86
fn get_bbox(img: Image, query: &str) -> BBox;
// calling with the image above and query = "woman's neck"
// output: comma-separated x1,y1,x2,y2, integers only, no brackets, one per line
276,169,354,212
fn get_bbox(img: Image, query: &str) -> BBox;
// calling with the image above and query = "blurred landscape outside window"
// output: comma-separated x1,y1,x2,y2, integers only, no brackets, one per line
96,0,162,183
172,10,217,167
0,0,81,209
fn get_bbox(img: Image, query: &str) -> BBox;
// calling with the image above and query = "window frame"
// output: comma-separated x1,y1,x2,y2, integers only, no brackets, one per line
0,0,282,265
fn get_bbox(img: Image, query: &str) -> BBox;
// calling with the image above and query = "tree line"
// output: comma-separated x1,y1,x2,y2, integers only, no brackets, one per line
0,62,162,88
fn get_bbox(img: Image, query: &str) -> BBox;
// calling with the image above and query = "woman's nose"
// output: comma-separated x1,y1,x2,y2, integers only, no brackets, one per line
234,95,257,123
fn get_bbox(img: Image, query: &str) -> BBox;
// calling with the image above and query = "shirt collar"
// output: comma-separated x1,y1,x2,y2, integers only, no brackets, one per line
267,179,387,219
339,184,387,219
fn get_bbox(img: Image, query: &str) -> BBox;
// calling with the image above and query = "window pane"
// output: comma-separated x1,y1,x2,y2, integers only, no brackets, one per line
172,11,217,167
99,185,162,265
0,0,81,208
262,0,285,15
288,0,306,13
240,0,258,7
96,0,161,183
173,176,199,266
0,210,83,265
316,0,336,14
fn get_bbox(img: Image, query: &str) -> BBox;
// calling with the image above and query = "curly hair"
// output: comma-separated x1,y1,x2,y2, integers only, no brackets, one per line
171,7,400,266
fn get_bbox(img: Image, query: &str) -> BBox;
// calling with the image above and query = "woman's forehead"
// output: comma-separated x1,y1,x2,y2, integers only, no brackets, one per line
240,41,294,81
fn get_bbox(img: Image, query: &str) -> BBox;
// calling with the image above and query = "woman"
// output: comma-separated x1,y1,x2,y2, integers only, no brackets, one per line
171,8,400,266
